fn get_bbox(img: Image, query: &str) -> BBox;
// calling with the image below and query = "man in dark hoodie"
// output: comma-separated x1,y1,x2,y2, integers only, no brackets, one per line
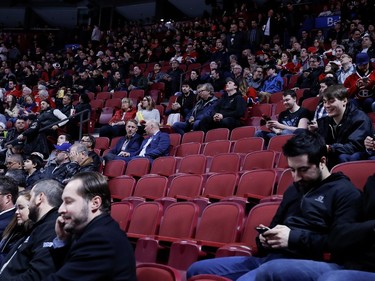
199,77,246,132
308,85,373,168
187,130,362,281
251,172,375,281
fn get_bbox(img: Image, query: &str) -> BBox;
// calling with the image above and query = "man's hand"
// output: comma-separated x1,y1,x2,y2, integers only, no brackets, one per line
364,136,375,150
118,151,130,157
55,215,71,241
213,113,223,122
260,224,291,249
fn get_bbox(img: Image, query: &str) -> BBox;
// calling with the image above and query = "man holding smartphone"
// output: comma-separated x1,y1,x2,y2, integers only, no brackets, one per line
187,130,362,281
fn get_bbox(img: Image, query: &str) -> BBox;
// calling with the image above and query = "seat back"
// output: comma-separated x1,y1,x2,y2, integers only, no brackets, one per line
235,169,277,199
202,140,231,157
105,98,122,109
202,173,238,199
103,160,126,179
204,128,230,142
110,201,133,232
125,158,151,178
230,126,256,141
195,202,244,243
174,142,201,157
133,175,168,199
331,160,375,191
129,89,145,101
110,136,122,149
242,150,276,171
95,136,110,151
209,153,241,173
108,175,136,200
168,174,204,199
159,202,199,239
96,91,111,100
301,96,320,112
150,156,177,177
169,133,181,155
112,91,128,99
267,134,293,152
232,137,264,154
240,201,280,254
181,131,205,144
250,104,273,117
177,154,207,174
98,107,114,125
128,202,163,235
276,168,293,195
136,263,182,281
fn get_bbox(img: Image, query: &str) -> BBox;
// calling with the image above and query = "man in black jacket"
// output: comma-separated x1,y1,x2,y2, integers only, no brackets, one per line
0,179,63,280
199,78,246,132
46,172,136,281
309,85,373,168
187,130,362,281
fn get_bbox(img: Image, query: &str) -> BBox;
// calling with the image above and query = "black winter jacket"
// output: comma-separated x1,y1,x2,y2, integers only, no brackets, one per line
261,172,362,261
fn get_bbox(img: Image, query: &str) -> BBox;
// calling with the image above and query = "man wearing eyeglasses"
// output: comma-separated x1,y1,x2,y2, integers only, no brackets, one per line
79,134,102,171
292,54,324,104
0,176,18,238
4,154,27,188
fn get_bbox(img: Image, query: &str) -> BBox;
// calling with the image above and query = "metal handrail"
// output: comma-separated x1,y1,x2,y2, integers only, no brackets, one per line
4,108,92,147
39,108,91,141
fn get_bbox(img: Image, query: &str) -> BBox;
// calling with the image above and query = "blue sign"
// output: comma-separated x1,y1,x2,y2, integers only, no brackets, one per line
64,44,81,51
315,15,341,29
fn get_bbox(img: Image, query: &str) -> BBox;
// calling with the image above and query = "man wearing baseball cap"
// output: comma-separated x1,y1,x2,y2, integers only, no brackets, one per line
344,52,375,113
41,142,79,184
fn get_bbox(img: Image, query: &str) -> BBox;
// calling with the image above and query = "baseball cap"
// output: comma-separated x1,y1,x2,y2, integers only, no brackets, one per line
356,53,369,66
54,143,72,152
225,77,239,86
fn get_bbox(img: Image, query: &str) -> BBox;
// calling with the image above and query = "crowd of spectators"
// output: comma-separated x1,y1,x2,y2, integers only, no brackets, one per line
0,0,372,182
0,1,373,280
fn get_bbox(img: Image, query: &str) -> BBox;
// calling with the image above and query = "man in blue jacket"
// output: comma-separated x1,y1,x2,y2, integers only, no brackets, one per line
103,119,142,162
46,172,136,281
116,119,170,164
172,83,218,135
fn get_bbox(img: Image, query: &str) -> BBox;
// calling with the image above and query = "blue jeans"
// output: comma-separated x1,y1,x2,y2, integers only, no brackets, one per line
254,259,342,281
318,270,375,281
187,254,288,281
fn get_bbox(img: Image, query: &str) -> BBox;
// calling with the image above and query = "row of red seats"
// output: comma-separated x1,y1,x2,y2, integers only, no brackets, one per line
108,169,292,207
111,200,280,271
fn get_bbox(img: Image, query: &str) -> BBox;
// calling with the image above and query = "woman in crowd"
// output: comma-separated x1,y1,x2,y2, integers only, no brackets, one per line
4,95,20,123
135,95,160,134
276,51,296,77
99,97,136,138
0,190,32,264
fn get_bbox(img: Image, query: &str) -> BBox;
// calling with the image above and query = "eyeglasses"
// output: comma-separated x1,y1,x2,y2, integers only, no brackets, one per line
197,90,207,94
309,60,317,63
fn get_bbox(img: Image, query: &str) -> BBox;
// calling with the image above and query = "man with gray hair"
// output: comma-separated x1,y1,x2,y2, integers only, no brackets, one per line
172,83,218,135
115,119,170,164
0,179,63,280
68,143,97,173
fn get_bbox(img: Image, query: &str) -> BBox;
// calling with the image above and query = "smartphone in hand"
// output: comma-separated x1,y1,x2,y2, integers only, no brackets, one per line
255,226,270,234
